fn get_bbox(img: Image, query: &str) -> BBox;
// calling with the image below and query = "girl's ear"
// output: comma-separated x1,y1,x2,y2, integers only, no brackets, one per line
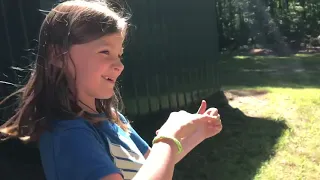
49,58,63,68
47,45,66,68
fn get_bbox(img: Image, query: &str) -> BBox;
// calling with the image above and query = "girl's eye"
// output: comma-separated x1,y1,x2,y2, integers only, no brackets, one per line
100,50,110,55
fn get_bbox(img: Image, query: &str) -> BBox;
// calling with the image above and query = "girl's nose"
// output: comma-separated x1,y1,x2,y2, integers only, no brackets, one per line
114,61,124,74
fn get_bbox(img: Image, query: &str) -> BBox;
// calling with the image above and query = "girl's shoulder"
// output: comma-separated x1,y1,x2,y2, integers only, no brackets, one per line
38,117,121,180
50,117,94,132
116,111,129,124
39,117,102,145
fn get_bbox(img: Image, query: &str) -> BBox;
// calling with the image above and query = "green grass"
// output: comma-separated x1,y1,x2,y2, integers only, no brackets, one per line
221,54,320,180
132,53,320,180
252,88,320,180
220,53,320,89
217,53,320,180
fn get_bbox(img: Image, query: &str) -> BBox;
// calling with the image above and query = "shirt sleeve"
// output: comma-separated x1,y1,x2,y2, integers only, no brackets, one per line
53,128,121,180
118,113,151,155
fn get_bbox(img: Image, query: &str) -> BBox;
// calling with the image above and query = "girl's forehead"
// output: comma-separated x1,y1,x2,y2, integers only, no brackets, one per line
91,33,125,47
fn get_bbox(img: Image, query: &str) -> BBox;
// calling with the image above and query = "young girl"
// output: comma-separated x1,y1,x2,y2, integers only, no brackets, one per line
0,0,222,180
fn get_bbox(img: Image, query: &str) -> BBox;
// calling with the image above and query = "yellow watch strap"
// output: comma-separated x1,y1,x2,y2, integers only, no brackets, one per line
152,135,183,154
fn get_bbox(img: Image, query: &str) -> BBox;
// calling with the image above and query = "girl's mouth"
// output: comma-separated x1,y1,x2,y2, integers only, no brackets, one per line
102,76,115,84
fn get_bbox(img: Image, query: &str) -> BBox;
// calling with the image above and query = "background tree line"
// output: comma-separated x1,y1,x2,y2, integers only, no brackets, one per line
215,0,320,54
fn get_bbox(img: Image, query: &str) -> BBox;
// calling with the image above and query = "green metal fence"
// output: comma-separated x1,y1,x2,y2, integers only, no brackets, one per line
121,0,220,115
0,0,220,116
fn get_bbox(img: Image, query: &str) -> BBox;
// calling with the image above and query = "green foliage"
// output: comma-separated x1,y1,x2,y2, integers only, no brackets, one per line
216,0,320,52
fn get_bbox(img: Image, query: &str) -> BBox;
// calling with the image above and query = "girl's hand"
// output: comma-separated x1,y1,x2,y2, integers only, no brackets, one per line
196,100,222,139
156,100,222,143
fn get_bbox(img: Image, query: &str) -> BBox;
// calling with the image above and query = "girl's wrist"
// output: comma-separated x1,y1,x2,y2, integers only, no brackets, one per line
151,140,179,171
153,135,183,154
152,137,180,154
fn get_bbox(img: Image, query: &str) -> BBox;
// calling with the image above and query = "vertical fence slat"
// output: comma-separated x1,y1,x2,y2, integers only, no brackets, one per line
1,1,15,67
18,0,29,49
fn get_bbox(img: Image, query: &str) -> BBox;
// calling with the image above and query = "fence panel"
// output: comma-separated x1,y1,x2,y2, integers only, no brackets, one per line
122,0,220,115
0,0,41,119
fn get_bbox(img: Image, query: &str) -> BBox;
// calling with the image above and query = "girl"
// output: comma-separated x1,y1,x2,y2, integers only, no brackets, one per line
0,0,222,180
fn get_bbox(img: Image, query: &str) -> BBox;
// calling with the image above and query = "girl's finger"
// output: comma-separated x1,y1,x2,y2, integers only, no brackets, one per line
205,108,219,116
197,100,207,114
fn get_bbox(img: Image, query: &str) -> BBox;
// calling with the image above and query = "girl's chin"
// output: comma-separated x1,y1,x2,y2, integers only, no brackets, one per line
96,92,114,100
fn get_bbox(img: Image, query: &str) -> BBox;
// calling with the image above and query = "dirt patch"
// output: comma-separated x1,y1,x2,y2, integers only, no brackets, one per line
224,89,270,117
249,48,275,55
225,89,269,100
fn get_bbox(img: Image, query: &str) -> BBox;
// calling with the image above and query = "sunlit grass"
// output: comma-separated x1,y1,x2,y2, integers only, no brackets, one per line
233,55,292,60
228,88,320,180
295,53,319,58
219,53,320,180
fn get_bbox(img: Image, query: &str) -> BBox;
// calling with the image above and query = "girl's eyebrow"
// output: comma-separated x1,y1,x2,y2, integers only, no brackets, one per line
95,39,112,48
96,43,110,48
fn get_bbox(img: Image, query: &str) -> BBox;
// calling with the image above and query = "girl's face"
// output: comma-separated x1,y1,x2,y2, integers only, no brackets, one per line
67,32,124,110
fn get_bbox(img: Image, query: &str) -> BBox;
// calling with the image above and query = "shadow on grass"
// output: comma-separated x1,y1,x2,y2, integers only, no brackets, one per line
130,92,288,180
0,92,287,180
220,53,320,88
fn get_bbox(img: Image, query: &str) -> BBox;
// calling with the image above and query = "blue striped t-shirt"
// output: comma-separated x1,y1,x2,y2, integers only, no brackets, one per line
39,113,150,180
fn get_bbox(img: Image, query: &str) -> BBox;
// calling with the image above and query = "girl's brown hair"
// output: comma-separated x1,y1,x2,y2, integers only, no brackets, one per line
0,0,129,141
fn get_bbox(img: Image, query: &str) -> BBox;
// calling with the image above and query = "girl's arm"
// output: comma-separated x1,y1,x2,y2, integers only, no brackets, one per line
104,104,221,180
143,134,202,165
101,139,178,180
143,100,214,164
133,139,177,180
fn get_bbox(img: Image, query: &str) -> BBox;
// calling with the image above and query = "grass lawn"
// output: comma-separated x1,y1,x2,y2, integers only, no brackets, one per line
133,53,320,180
245,88,320,180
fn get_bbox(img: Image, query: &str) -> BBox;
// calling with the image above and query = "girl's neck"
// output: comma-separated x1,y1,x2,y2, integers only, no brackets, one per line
78,99,98,114
76,91,99,114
